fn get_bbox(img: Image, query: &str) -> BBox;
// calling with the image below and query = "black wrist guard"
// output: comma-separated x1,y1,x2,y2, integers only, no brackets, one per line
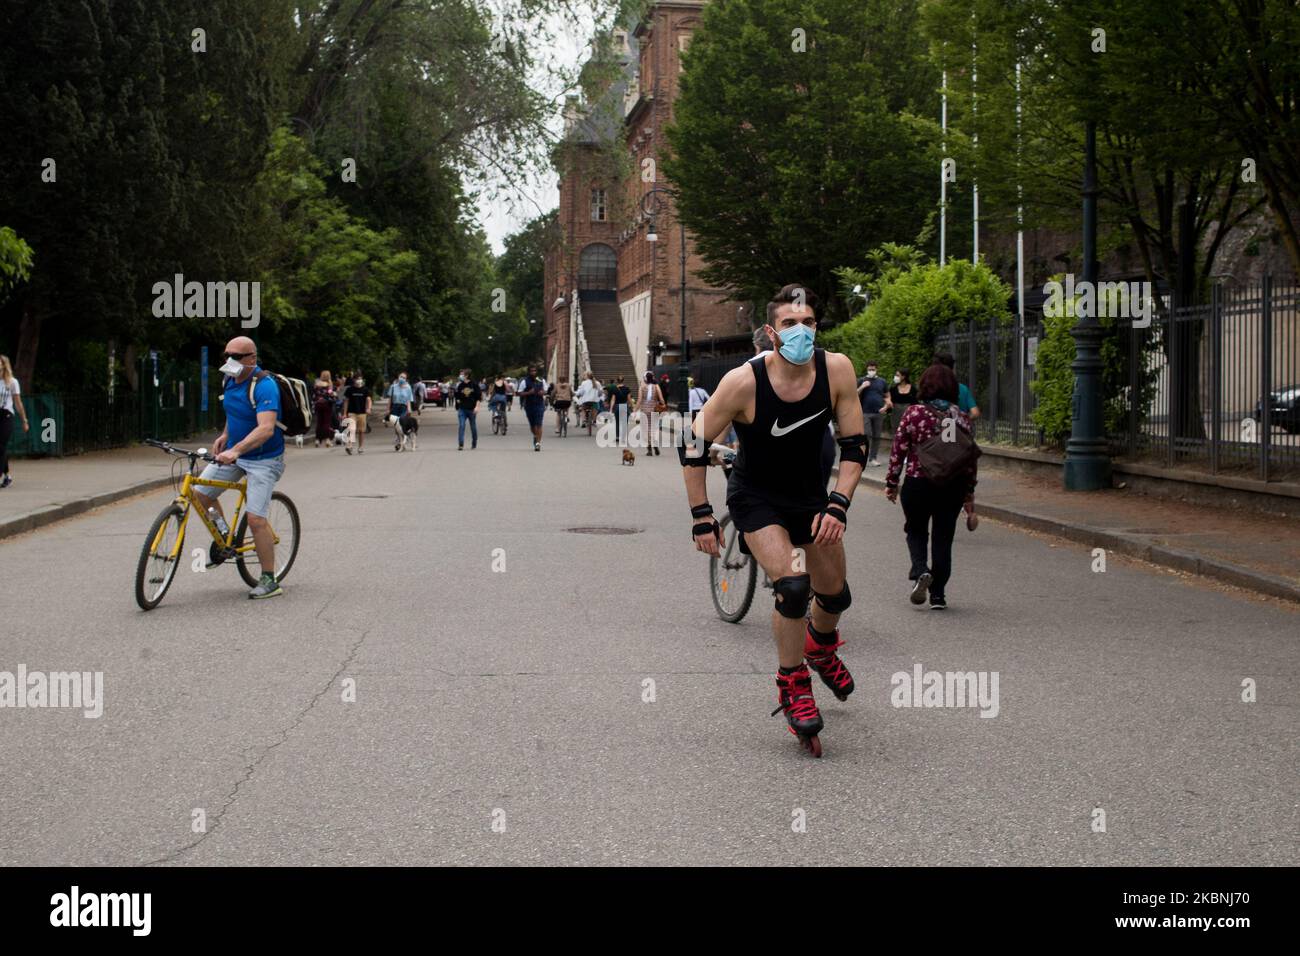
691,503,714,519
828,491,851,510
824,504,847,525
836,434,867,465
692,516,720,539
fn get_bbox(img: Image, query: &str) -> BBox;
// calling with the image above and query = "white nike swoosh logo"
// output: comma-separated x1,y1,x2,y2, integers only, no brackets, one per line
770,411,824,437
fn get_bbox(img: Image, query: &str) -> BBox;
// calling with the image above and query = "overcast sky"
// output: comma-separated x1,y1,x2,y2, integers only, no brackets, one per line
475,6,602,255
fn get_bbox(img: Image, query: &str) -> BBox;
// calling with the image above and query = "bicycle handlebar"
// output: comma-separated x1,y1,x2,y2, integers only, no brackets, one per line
145,438,217,463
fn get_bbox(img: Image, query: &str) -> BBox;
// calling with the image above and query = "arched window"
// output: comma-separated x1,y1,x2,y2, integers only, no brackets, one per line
578,243,618,291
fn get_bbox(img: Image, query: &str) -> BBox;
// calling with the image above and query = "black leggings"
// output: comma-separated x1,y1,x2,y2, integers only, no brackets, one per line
900,476,966,596
0,411,12,475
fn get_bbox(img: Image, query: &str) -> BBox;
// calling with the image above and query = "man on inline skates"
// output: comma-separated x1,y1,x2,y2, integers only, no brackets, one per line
680,284,867,755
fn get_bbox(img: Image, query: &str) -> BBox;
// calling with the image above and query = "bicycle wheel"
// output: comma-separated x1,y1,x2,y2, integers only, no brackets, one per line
135,503,186,610
492,413,501,435
709,514,758,623
236,492,301,586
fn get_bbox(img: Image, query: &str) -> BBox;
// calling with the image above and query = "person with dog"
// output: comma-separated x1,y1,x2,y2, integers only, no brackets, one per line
682,284,865,756
517,364,547,451
455,369,481,450
636,371,665,456
194,336,287,599
608,375,631,445
343,373,371,454
387,373,413,421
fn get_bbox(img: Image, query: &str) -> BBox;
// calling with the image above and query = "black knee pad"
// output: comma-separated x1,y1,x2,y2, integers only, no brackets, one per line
773,574,812,619
814,580,852,614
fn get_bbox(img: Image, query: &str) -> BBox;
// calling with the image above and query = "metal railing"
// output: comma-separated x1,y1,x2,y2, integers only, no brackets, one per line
933,277,1300,480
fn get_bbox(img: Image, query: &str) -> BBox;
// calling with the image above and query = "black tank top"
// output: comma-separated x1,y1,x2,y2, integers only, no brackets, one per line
728,349,833,510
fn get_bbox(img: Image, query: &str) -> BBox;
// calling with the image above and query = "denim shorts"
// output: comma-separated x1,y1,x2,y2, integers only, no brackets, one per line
199,454,285,518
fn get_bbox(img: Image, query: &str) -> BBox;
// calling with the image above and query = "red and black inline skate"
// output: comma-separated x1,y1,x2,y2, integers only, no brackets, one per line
772,664,824,757
803,623,855,701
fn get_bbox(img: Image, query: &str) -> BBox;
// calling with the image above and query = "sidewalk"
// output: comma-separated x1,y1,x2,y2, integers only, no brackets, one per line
1,403,402,540
850,460,1300,603
0,432,224,539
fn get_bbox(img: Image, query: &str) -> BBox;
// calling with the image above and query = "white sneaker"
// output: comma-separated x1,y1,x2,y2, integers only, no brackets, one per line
909,573,932,606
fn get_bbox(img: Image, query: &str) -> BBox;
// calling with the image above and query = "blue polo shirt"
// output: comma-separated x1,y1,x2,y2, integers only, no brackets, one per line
224,368,283,460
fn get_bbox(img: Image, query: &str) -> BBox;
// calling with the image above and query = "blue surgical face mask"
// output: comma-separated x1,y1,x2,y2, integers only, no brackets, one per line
777,323,815,365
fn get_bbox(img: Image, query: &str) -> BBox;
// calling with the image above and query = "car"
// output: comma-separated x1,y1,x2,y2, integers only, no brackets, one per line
422,380,441,404
1252,386,1300,434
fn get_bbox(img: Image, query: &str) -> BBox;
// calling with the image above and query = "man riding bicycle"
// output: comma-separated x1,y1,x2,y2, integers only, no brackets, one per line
194,335,287,599
680,284,866,754
575,372,600,430
488,373,509,430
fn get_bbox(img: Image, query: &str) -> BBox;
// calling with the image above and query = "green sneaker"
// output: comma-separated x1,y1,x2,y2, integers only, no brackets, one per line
249,572,283,600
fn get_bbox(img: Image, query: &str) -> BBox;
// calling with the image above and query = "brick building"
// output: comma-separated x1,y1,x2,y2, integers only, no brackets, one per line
543,1,754,391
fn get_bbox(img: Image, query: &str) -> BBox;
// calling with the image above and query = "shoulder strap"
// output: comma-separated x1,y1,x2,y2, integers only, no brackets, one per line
247,370,269,405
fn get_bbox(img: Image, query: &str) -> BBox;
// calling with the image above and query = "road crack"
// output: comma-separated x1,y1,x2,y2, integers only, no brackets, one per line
140,626,372,866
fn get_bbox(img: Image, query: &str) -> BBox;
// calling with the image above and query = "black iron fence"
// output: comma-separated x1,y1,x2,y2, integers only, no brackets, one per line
11,356,223,458
934,276,1300,481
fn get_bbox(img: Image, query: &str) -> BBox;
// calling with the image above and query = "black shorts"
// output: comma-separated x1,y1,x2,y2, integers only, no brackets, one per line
726,487,825,556
554,400,571,410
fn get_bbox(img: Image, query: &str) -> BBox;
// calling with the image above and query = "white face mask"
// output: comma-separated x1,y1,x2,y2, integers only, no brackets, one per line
219,357,245,377
893,375,902,384
355,378,364,387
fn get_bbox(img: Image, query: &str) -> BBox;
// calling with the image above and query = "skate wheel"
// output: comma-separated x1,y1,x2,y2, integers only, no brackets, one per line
799,735,822,758
835,694,848,702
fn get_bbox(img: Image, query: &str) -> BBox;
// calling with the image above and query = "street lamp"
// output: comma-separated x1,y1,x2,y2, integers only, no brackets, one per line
640,186,689,414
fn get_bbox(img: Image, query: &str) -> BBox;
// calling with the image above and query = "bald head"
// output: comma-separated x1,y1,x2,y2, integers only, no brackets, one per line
225,335,255,355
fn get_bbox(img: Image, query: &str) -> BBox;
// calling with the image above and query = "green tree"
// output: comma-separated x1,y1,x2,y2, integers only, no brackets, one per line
664,0,941,318
822,258,1012,378
252,128,420,380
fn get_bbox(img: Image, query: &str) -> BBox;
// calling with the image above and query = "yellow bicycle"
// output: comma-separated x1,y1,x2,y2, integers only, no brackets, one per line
134,439,301,610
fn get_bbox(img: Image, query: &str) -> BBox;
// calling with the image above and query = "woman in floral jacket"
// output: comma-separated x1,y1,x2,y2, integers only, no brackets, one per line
884,363,978,609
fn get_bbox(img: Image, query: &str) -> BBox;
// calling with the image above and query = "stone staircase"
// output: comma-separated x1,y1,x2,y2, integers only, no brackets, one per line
579,296,637,384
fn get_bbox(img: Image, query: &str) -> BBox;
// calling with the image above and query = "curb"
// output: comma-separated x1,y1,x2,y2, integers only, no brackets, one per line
0,475,175,543
844,468,1300,605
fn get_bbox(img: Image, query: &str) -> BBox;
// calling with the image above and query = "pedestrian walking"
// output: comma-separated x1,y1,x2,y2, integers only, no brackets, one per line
455,369,481,449
411,377,426,415
636,370,665,455
883,367,917,434
312,370,336,448
0,354,30,488
855,361,888,466
517,363,547,451
343,373,371,455
687,377,710,419
387,372,413,421
931,351,982,419
884,363,979,610
608,375,631,444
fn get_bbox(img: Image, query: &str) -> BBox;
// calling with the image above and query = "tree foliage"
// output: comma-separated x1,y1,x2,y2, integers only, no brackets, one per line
664,0,941,319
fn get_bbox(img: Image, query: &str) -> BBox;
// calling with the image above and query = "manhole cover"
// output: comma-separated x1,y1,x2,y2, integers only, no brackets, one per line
565,526,642,535
336,494,390,499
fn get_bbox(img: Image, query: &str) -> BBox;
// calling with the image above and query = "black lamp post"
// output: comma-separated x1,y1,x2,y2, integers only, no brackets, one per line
1063,120,1113,490
640,186,689,414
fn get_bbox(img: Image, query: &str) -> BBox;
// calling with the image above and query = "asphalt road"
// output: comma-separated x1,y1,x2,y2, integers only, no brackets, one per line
1,405,1296,865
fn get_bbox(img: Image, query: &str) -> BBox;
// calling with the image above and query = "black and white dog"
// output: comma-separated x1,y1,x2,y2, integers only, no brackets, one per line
387,412,419,451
